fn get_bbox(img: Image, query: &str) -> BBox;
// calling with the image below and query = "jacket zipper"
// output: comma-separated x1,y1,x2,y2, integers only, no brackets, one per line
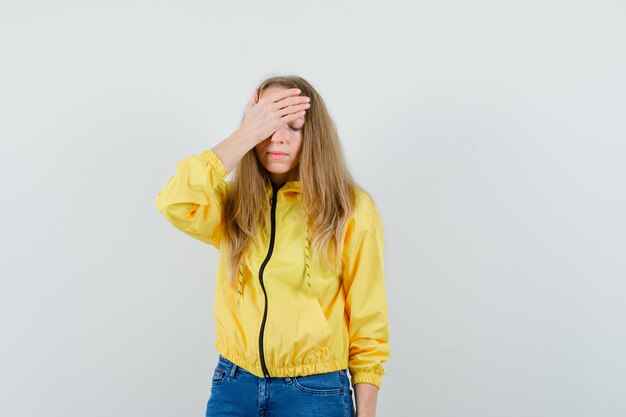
258,183,281,378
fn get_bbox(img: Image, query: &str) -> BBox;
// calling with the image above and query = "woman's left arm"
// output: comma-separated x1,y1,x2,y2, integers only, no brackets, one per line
342,191,391,414
354,382,379,417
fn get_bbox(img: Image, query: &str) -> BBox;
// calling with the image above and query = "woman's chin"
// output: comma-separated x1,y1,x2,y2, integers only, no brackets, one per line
263,162,291,172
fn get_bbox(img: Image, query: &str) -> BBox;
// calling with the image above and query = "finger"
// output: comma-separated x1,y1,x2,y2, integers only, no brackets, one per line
275,94,310,110
278,102,310,117
264,87,302,104
280,109,307,123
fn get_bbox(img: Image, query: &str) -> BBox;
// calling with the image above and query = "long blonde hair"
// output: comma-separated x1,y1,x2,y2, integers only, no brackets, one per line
222,75,369,292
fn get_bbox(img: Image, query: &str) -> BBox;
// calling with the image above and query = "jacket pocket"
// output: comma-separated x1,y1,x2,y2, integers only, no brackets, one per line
263,296,333,365
307,298,332,345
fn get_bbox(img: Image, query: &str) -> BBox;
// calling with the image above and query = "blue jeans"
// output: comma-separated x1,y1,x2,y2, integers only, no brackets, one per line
206,354,356,417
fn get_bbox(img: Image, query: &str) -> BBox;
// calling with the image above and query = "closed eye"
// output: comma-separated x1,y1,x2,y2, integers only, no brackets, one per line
289,125,302,132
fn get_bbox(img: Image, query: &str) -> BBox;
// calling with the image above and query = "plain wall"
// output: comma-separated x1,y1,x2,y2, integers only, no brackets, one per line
1,1,625,416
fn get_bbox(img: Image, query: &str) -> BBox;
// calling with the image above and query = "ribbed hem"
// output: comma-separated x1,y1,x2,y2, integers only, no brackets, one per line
200,149,228,180
350,370,384,389
214,339,350,379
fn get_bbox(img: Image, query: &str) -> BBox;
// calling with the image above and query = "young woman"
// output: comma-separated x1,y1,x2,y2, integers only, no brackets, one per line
155,75,390,417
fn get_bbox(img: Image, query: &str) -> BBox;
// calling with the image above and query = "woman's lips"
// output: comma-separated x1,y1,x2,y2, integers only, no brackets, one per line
268,152,288,160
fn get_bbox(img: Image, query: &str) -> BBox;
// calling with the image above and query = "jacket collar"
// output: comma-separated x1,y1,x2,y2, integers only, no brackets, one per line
266,180,302,201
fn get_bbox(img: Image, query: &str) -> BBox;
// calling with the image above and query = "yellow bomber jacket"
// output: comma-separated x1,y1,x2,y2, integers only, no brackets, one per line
155,149,391,389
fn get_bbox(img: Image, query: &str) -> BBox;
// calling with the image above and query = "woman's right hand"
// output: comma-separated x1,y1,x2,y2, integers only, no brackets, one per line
240,87,311,144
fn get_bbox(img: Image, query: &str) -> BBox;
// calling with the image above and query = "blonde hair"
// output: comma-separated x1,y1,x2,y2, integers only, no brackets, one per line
221,75,370,295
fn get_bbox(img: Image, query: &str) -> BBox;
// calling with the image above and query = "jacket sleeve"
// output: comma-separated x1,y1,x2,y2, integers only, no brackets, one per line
155,149,230,248
341,191,391,390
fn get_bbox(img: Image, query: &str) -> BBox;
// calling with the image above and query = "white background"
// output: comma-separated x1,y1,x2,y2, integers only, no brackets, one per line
1,1,625,416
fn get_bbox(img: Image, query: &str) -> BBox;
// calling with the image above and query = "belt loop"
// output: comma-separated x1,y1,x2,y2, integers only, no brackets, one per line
229,362,238,378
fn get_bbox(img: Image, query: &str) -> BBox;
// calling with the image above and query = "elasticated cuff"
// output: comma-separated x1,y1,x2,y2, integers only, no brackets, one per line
200,149,228,180
350,371,383,390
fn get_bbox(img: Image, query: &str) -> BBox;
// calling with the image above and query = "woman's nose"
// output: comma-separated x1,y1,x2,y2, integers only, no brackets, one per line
270,128,287,143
